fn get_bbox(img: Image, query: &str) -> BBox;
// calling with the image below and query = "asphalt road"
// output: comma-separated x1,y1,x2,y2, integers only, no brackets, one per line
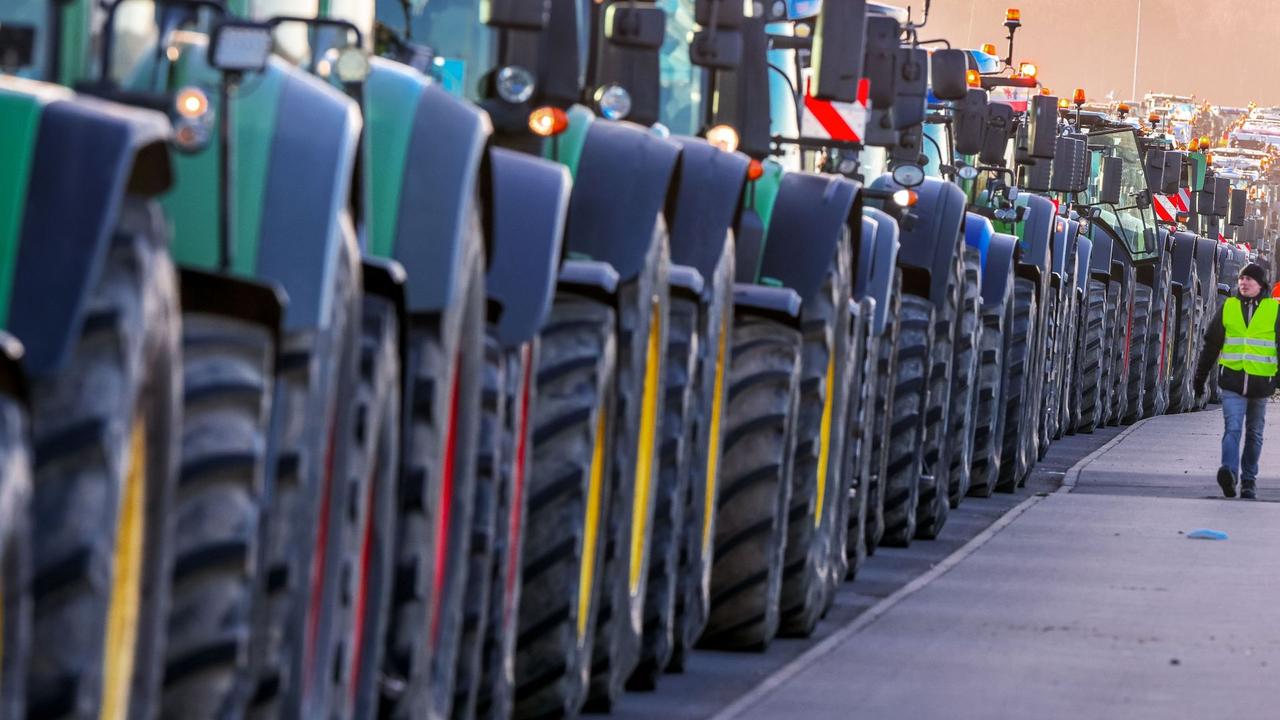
610,423,1126,719
697,403,1280,720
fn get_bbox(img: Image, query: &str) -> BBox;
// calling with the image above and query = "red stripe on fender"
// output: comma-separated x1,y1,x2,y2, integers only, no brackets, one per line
431,352,463,644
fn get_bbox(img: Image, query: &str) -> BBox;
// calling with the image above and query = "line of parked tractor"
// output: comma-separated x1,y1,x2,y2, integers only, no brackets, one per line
0,1,1274,719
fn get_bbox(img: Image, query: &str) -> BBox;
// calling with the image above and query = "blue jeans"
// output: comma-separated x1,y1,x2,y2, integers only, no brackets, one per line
1221,389,1267,484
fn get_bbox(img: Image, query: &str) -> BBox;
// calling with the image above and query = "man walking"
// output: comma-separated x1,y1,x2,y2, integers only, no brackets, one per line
1196,263,1280,500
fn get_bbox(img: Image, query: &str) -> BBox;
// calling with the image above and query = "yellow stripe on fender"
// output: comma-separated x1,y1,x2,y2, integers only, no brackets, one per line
814,352,836,529
701,310,729,560
579,409,608,641
629,299,663,595
101,417,147,720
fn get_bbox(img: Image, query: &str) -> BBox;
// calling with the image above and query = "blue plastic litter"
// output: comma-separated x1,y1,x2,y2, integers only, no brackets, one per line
1186,529,1229,540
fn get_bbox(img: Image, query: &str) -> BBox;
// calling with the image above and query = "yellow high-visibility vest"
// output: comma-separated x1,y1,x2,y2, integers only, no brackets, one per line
1220,296,1280,377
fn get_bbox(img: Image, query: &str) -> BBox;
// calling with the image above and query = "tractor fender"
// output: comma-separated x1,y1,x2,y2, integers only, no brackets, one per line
733,283,802,328
1194,236,1218,301
565,119,680,284
669,264,706,301
1018,193,1055,278
734,207,766,284
1089,228,1114,280
558,259,621,307
878,175,964,306
7,84,173,375
1051,217,1070,279
965,212,993,269
1169,231,1198,290
982,233,1018,307
179,267,286,358
668,137,749,283
0,332,28,408
854,214,879,300
363,59,492,315
361,257,409,377
486,147,571,348
1075,237,1093,293
864,207,900,336
758,171,860,305
254,65,361,332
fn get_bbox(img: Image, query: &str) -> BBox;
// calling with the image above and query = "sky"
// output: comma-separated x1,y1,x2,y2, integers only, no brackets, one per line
877,0,1279,108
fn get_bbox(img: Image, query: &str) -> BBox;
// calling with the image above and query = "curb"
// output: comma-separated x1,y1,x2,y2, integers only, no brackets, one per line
1060,416,1153,491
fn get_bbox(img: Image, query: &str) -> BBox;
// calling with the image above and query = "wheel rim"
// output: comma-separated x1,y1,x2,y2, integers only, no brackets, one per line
701,312,729,565
431,352,463,644
578,410,608,642
813,351,837,529
101,417,147,720
629,299,662,596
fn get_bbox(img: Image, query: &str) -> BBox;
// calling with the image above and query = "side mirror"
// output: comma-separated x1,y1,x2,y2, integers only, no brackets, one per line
1049,136,1075,193
690,29,743,69
209,20,273,73
810,0,866,102
978,101,1013,166
482,0,551,29
890,125,924,164
605,4,665,48
1100,155,1124,204
0,24,35,70
1144,149,1166,195
1214,177,1230,217
930,49,968,101
1229,188,1248,226
953,89,987,156
891,47,928,130
1161,152,1182,195
862,16,899,109
695,0,744,28
1027,95,1059,159
1072,144,1090,193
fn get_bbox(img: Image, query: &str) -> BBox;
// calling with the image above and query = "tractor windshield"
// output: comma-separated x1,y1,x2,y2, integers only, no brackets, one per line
374,0,493,100
1086,127,1156,258
658,0,701,136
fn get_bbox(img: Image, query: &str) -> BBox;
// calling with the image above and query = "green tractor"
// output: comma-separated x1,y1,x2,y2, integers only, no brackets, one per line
1,6,187,718
62,2,398,717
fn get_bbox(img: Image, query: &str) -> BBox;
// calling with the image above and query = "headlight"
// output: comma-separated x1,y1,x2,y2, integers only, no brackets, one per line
496,65,535,104
594,83,632,121
706,124,740,153
175,86,209,120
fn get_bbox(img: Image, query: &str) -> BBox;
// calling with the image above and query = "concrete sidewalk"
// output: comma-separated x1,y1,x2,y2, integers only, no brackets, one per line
718,408,1280,720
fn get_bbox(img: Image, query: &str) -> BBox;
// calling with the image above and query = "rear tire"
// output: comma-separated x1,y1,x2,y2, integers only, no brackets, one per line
0,393,32,720
863,274,901,555
631,292,698,689
700,313,802,651
916,257,960,541
512,294,616,719
378,248,485,720
26,199,182,720
880,295,930,547
161,312,274,720
586,231,670,711
947,250,982,508
1123,283,1152,425
996,278,1037,493
1074,279,1107,433
780,239,851,637
967,294,1008,498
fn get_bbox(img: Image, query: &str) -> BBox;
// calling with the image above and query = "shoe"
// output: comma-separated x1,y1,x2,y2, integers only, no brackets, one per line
1217,466,1238,498
1241,488,1257,500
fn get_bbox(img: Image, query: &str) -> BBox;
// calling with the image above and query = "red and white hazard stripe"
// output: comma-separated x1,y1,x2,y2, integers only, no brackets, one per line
1154,193,1178,224
801,78,869,143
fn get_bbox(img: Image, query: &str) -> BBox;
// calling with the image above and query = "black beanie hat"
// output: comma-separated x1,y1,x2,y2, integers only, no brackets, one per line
1240,263,1268,287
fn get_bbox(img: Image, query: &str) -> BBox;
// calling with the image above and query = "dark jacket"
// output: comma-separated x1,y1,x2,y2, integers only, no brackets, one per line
1195,292,1280,398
